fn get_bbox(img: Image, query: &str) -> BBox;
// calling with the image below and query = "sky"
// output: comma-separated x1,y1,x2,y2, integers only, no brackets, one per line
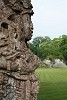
31,0,67,40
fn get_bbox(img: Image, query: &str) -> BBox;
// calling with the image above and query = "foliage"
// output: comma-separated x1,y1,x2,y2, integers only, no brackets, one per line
29,35,67,63
32,36,51,47
59,35,67,64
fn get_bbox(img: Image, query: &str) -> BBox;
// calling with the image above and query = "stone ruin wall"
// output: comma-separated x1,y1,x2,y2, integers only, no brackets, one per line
0,0,39,100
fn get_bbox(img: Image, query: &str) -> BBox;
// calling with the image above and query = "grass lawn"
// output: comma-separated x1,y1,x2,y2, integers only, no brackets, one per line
35,68,67,100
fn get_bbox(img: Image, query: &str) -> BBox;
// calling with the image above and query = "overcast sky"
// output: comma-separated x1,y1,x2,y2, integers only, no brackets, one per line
31,0,67,39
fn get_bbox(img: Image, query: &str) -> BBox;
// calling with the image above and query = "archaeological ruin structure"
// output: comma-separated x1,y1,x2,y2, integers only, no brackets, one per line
0,0,39,100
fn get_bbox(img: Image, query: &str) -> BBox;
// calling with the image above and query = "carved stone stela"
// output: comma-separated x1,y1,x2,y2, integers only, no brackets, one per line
0,0,39,100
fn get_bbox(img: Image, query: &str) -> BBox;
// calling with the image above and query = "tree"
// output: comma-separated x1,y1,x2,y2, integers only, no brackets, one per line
44,36,51,43
29,35,67,63
39,42,51,60
60,35,67,64
32,36,45,47
50,38,63,59
28,42,36,53
31,36,51,57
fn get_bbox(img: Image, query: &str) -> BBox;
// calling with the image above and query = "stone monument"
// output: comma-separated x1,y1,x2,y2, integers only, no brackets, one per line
0,0,39,100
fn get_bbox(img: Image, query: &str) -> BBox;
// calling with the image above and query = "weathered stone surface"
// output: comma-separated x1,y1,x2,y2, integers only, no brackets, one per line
53,59,67,68
0,0,39,100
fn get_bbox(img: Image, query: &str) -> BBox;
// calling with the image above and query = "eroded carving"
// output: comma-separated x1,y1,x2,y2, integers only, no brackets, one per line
0,0,39,100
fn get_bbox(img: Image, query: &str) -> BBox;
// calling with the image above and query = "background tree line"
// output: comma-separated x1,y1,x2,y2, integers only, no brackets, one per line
28,35,67,64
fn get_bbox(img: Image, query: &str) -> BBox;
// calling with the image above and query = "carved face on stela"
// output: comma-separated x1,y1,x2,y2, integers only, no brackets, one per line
0,0,39,73
2,0,34,41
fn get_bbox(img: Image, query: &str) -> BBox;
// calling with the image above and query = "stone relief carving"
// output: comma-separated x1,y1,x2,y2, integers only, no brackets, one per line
0,0,39,100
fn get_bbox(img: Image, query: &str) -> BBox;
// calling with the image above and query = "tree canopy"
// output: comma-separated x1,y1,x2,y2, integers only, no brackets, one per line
29,35,67,64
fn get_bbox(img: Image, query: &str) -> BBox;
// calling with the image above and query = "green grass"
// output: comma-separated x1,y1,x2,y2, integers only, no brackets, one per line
35,68,67,100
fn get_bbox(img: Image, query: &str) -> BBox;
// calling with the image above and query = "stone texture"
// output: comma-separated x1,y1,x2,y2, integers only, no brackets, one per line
53,59,67,68
0,0,39,100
